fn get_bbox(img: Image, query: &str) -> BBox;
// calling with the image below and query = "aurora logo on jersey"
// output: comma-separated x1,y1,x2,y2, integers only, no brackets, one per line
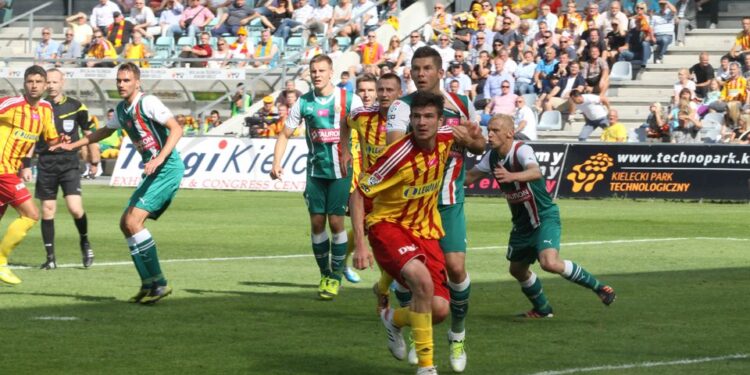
310,128,340,143
505,188,533,204
402,181,440,199
11,129,39,142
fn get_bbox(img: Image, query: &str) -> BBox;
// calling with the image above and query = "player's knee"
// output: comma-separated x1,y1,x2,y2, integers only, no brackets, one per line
432,298,450,324
120,216,141,236
41,205,56,219
24,210,40,222
539,257,564,274
509,264,530,281
446,262,466,283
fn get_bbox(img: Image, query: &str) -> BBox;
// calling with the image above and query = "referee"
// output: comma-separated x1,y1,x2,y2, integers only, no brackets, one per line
36,68,97,269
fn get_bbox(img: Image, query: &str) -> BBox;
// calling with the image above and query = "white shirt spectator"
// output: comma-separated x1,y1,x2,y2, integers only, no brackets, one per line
537,14,558,35
293,3,314,24
432,45,455,71
603,10,628,35
514,60,537,84
70,23,94,46
514,105,538,140
311,3,333,22
445,73,472,96
578,94,608,120
130,4,156,27
503,58,518,75
400,40,425,68
91,0,122,29
353,0,378,27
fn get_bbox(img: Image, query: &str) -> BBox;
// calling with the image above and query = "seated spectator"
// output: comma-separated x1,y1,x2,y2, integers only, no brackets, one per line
209,37,232,68
511,0,538,21
600,109,627,142
106,11,135,54
306,0,333,37
91,0,122,34
539,0,562,14
329,0,353,38
327,37,343,60
257,95,277,120
603,1,628,35
716,55,732,85
729,114,750,144
66,13,95,46
85,30,118,67
213,0,263,37
452,9,479,51
627,9,654,67
556,1,582,34
252,28,280,68
673,68,696,105
274,0,313,40
205,110,223,130
514,50,537,94
644,102,670,143
206,0,233,15
358,31,383,66
472,51,492,105
178,31,212,67
181,114,202,136
396,32,425,69
432,35,455,72
171,0,215,41
478,0,497,29
537,4,558,35
123,30,153,67
534,47,558,93
35,28,60,63
535,29,560,61
729,16,750,61
231,83,252,116
146,0,184,39
56,29,82,67
261,103,289,138
495,5,520,31
427,1,453,43
352,0,379,36
568,90,610,141
582,2,605,34
337,71,354,92
448,80,461,94
559,35,577,61
301,34,323,64
379,36,402,69
670,99,702,143
131,0,157,39
484,80,517,116
486,56,516,97
453,50,472,76
229,27,254,67
605,22,628,66
582,46,610,94
709,62,748,114
275,80,304,107
675,0,698,47
544,61,585,112
117,0,136,13
578,28,607,62
553,51,571,78
445,62,473,98
532,21,554,54
513,95,538,140
651,0,676,65
697,79,722,117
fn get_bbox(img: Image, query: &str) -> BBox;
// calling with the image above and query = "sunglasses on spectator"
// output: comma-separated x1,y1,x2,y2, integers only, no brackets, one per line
368,35,376,38
502,85,510,88
478,23,486,26
411,35,419,38
434,6,443,9
42,31,50,35
440,38,449,41
503,22,511,25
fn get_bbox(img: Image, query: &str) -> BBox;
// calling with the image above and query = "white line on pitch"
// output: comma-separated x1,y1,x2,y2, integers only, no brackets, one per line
9,237,748,270
30,316,79,321
526,353,749,375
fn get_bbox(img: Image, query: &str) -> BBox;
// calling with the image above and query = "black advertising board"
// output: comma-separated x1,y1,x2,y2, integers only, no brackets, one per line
558,144,750,200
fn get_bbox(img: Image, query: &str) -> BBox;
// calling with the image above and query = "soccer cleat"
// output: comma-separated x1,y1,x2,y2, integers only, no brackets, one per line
128,286,152,303
0,266,21,285
448,335,467,372
517,309,554,318
40,258,57,270
416,366,438,375
140,285,173,304
320,278,340,300
81,240,94,268
380,308,406,360
373,282,390,314
407,333,418,365
597,285,617,306
317,276,327,297
343,266,361,283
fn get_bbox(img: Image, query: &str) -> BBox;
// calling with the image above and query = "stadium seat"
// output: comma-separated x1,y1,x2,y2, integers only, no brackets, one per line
248,18,263,33
285,36,305,56
522,93,539,108
224,36,238,46
154,36,174,55
209,37,218,49
336,37,351,51
1,0,12,24
700,113,725,143
537,111,563,131
150,49,171,68
609,61,633,81
272,36,285,51
177,36,195,48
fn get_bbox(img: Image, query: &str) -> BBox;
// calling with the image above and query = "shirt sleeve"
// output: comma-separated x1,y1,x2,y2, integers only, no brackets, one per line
516,144,538,169
142,95,174,125
77,103,91,132
285,99,302,130
475,150,492,173
358,156,405,198
386,99,410,134
42,106,59,141
349,94,363,113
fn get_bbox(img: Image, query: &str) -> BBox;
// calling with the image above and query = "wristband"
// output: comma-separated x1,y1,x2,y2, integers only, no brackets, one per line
21,157,31,169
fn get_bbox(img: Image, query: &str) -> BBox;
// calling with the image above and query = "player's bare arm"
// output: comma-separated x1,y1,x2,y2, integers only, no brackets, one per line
465,167,489,186
143,117,183,176
84,130,101,176
270,126,295,180
339,116,353,178
349,189,374,270
49,126,116,152
494,163,543,184
453,119,486,154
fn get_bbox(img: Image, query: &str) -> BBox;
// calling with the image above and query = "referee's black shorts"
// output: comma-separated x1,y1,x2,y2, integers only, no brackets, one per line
34,155,82,200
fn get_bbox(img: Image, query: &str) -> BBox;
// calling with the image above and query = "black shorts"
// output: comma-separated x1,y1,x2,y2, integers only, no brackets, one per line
35,167,82,200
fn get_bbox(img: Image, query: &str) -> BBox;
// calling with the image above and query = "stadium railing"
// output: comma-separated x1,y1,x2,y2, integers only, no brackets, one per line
0,1,53,54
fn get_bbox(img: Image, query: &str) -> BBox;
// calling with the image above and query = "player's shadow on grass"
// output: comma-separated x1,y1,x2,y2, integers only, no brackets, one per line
1,291,117,303
238,280,319,289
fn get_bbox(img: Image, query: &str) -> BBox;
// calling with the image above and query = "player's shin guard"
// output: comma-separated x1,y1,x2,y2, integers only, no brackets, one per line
41,219,55,259
520,272,552,313
409,311,434,368
562,260,601,291
311,231,331,277
377,269,394,296
0,217,37,265
329,231,347,281
127,236,152,286
394,281,413,307
133,229,167,286
448,273,471,334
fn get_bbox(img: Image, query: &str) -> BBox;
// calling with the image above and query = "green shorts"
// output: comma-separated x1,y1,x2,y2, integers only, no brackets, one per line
506,215,561,264
304,175,352,216
438,203,467,253
127,155,184,220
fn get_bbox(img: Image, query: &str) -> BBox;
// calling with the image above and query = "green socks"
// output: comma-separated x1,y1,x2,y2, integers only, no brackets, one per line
329,231,348,282
448,274,471,334
129,229,167,287
562,260,601,291
520,272,552,313
312,232,331,277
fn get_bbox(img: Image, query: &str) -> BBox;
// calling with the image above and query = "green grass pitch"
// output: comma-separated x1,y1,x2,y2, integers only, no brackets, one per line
1,186,749,374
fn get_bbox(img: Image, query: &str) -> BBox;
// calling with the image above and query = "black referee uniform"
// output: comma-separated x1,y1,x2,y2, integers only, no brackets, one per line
35,95,94,268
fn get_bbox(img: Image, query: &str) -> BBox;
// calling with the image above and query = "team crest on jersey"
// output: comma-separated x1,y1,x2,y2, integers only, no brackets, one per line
367,172,383,186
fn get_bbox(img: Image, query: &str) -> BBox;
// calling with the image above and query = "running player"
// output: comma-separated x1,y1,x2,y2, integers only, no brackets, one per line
52,63,184,304
386,46,486,372
271,54,363,300
465,115,616,318
0,65,61,285
36,68,97,270
351,92,477,375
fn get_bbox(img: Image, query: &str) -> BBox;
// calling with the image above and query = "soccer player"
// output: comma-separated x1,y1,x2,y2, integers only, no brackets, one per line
271,54,363,300
51,63,184,304
340,73,403,308
0,65,61,285
386,46,486,372
36,68,98,270
351,92,477,375
465,114,616,318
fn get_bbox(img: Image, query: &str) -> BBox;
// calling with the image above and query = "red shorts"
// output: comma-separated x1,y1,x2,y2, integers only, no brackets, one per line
0,174,31,215
368,221,449,301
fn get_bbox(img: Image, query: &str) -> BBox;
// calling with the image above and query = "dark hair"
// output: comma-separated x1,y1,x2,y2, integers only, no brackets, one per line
412,46,443,71
378,72,402,87
410,91,444,116
356,73,377,89
210,110,220,116
24,65,47,81
310,53,333,68
570,89,583,98
117,62,141,80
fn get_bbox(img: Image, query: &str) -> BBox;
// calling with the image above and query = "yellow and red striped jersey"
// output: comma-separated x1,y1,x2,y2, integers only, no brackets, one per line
721,77,747,102
0,96,58,174
349,104,388,174
358,126,454,240
735,31,750,50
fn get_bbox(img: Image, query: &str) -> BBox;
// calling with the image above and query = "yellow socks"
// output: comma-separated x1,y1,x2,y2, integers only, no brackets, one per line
0,216,37,266
410,311,434,368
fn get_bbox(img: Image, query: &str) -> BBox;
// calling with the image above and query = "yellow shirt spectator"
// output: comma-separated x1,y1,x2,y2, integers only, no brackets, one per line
513,0,538,20
601,122,627,142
